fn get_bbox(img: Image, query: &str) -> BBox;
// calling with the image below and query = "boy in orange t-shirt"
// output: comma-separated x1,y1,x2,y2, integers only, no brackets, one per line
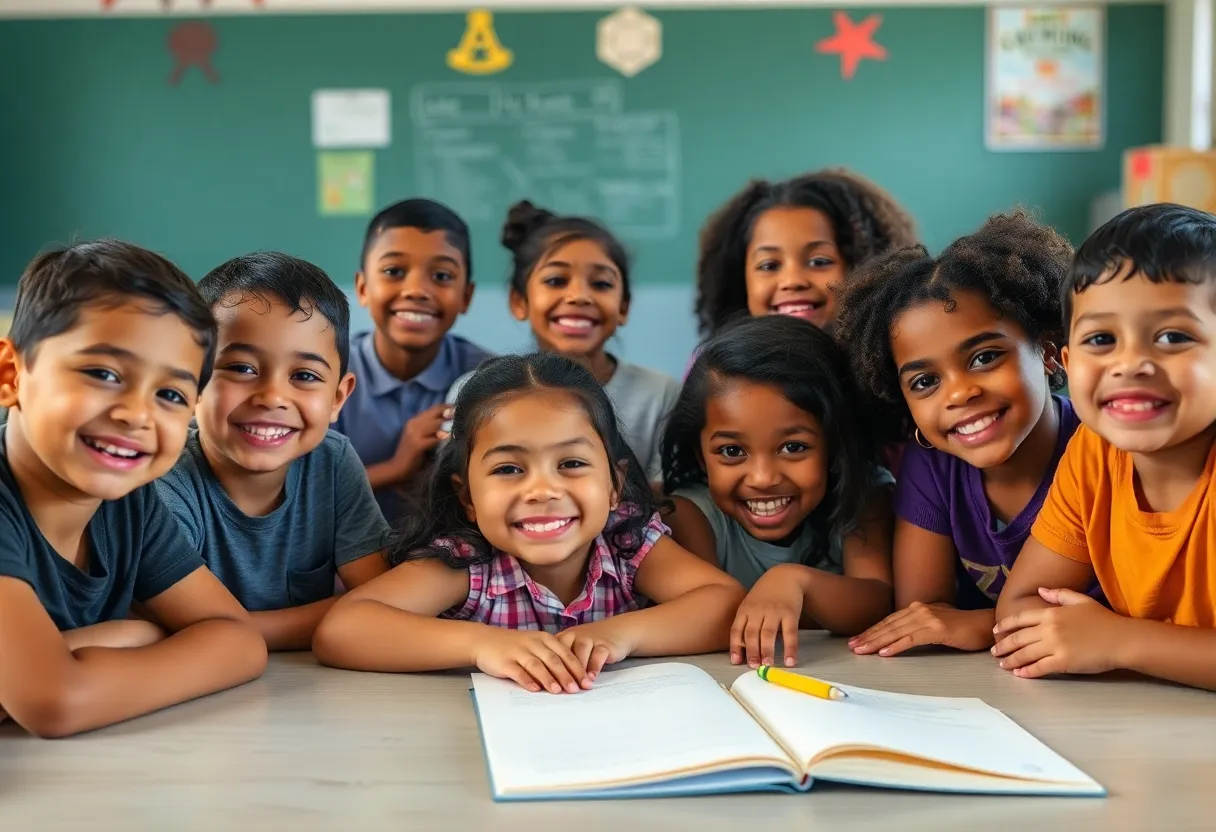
994,203,1216,691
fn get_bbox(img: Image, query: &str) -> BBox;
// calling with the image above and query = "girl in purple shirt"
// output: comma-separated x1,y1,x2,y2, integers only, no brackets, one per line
835,211,1081,657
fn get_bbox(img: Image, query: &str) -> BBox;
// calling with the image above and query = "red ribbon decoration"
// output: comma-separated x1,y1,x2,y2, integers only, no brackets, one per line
168,21,220,85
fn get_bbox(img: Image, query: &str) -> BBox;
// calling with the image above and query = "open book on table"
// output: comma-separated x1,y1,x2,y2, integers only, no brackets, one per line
470,662,1105,801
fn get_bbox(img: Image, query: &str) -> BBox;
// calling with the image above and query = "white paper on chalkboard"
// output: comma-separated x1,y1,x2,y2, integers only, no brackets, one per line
312,89,391,149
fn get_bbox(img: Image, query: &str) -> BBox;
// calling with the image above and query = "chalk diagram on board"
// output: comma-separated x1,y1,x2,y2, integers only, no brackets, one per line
410,79,681,238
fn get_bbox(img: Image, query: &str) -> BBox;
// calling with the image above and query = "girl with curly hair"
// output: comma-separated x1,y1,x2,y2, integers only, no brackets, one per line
694,168,916,339
837,210,1092,660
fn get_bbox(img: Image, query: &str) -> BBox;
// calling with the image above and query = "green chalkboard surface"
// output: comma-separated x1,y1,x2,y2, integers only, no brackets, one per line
0,7,1163,288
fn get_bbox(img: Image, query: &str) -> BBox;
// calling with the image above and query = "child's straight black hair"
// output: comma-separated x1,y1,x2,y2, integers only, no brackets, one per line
199,251,352,375
361,198,473,281
1065,203,1216,335
387,352,656,568
9,239,217,389
835,209,1072,433
661,314,882,541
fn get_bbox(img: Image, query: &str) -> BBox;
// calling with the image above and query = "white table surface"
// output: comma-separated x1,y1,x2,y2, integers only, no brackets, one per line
3,631,1214,830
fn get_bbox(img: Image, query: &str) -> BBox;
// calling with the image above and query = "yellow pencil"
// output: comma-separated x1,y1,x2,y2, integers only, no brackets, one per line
756,666,848,701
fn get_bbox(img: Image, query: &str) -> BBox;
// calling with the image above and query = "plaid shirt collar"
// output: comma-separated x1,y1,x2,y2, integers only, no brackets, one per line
484,532,624,611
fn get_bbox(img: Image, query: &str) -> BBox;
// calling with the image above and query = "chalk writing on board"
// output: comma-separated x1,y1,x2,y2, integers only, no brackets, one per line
410,80,680,238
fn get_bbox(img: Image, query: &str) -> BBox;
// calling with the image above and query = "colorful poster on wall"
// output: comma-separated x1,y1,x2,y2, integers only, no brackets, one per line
318,151,374,216
986,7,1104,151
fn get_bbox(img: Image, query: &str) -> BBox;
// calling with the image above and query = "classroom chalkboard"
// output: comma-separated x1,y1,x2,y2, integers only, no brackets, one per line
0,6,1163,289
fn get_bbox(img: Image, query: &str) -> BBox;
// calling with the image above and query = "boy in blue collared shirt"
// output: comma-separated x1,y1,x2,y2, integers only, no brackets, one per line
336,199,490,523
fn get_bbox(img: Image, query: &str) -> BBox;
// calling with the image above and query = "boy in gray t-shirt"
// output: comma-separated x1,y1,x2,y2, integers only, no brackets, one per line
156,253,390,651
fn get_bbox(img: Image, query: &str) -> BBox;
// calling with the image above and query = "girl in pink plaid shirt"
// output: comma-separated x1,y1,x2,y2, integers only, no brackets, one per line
314,353,744,694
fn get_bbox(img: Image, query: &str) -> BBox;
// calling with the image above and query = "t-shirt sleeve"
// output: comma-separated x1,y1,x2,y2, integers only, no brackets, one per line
1031,427,1095,563
153,472,206,553
891,441,952,536
672,484,730,546
0,501,32,586
134,489,207,602
333,437,393,565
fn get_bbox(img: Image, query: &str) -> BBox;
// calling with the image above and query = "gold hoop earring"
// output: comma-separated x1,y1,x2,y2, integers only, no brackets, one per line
915,429,933,450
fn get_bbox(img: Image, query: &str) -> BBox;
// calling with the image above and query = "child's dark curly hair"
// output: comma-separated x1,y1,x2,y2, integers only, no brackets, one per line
695,168,917,337
835,209,1072,434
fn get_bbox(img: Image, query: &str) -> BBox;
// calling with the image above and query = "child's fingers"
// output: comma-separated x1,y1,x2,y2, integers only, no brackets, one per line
729,613,749,665
848,609,912,649
991,625,1039,658
536,640,585,693
506,664,543,693
546,635,589,683
743,616,765,668
874,625,941,657
1012,655,1063,679
519,655,564,694
996,639,1053,672
992,608,1045,637
853,619,916,654
759,616,781,666
565,636,595,676
587,644,613,677
781,615,799,667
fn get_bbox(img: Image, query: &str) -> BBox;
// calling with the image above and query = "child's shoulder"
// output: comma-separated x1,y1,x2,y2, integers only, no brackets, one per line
303,429,365,478
444,334,494,376
611,360,679,390
154,428,212,502
606,361,682,408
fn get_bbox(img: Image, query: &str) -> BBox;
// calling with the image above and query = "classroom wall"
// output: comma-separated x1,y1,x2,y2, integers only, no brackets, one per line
0,6,1164,377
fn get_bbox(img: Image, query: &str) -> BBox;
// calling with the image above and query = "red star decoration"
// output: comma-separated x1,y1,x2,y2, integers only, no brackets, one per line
815,11,888,81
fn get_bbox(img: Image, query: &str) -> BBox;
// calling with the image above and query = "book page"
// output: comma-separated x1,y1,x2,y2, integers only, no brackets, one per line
731,672,1098,787
473,663,796,796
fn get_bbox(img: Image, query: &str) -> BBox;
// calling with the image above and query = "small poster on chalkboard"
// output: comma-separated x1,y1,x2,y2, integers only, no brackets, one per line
312,89,391,149
317,151,374,216
986,7,1104,151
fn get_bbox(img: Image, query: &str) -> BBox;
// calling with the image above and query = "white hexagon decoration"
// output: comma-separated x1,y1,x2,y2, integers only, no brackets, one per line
597,7,662,78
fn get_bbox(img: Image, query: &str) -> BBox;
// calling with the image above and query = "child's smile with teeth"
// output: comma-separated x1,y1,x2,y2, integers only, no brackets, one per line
82,437,146,459
951,410,1005,437
744,496,793,517
395,310,437,323
239,424,295,440
515,517,576,537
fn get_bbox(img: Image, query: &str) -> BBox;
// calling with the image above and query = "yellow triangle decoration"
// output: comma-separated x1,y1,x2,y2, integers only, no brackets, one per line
447,10,514,75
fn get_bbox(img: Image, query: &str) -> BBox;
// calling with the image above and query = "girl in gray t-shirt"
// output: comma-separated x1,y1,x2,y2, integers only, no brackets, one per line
662,316,895,669
446,200,680,484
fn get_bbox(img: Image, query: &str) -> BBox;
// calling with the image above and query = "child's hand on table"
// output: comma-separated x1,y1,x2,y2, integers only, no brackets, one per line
556,620,634,679
730,566,805,668
473,628,589,694
850,602,994,656
992,588,1127,678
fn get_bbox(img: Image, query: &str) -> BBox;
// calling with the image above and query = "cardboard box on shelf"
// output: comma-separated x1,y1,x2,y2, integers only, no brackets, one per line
1123,146,1216,213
